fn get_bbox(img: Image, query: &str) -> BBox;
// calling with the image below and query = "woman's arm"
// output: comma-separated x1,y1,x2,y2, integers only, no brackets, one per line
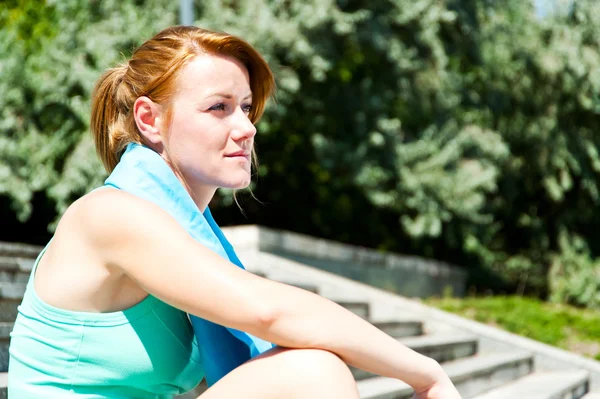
83,188,455,394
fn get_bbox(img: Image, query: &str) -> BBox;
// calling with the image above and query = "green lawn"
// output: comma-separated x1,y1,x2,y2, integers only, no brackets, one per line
425,296,600,361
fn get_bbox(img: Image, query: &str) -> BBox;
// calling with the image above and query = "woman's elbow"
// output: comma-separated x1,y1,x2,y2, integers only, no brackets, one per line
252,302,278,332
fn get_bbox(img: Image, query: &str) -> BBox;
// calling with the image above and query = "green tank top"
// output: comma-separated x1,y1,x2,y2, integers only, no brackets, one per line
8,243,204,398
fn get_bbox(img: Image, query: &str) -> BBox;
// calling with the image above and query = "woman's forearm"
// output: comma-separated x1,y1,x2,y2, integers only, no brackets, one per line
252,280,446,391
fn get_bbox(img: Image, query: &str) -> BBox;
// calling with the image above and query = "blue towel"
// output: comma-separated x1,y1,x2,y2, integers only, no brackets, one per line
104,142,274,386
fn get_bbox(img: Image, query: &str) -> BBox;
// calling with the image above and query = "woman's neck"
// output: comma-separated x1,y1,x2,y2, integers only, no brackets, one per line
170,169,216,213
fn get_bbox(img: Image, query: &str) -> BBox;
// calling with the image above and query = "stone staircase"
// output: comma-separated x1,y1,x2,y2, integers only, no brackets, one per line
0,241,41,399
236,249,599,399
1,239,599,398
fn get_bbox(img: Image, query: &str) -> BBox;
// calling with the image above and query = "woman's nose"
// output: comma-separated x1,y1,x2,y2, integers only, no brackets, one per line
231,107,257,141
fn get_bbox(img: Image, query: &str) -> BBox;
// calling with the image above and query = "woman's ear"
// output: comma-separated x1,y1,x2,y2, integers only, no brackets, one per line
133,96,165,146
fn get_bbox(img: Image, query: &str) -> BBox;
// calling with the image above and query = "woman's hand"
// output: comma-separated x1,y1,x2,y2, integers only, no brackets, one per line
412,376,462,399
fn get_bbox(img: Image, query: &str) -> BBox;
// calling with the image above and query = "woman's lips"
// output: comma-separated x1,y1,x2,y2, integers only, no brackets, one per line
225,151,250,160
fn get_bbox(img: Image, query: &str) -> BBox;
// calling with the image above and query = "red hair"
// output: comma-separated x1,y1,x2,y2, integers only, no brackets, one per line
90,26,275,172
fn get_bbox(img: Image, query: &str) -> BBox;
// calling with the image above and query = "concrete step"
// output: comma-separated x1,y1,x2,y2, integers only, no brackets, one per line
345,319,425,380
0,323,12,373
472,370,590,399
255,272,320,294
0,270,30,284
0,257,33,283
399,334,477,363
0,372,6,399
334,300,370,319
268,275,375,318
276,281,319,294
0,242,41,259
0,282,26,300
372,320,423,339
358,351,534,398
0,282,26,323
445,351,533,397
352,334,479,381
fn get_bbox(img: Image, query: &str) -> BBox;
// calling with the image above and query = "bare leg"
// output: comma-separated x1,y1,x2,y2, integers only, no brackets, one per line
198,346,360,399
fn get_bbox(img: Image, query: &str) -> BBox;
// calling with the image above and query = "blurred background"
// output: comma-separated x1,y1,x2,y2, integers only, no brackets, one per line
0,0,598,324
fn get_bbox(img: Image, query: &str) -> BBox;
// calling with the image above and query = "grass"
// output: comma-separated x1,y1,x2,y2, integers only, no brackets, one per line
425,296,600,361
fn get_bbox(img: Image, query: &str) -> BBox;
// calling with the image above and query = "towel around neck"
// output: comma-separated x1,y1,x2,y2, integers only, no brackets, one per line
104,142,274,386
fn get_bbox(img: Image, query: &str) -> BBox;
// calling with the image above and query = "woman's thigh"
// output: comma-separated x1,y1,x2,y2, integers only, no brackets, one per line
199,346,359,399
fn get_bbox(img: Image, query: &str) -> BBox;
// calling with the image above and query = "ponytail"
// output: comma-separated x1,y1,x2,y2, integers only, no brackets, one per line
90,64,140,173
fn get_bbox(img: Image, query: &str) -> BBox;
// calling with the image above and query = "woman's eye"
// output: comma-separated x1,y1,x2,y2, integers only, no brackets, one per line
209,103,226,111
208,103,252,114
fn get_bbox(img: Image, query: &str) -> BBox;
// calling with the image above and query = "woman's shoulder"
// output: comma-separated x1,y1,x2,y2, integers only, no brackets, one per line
75,186,136,208
64,187,125,225
59,187,156,241
62,186,182,247
69,186,160,220
49,186,175,276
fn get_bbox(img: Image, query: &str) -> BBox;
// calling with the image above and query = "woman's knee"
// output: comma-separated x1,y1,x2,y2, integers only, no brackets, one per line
273,348,356,387
202,347,359,399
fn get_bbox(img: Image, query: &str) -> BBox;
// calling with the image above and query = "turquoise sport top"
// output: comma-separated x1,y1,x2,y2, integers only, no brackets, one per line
8,243,205,398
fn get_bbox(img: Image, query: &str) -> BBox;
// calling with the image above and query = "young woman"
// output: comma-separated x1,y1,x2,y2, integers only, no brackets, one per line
8,26,462,399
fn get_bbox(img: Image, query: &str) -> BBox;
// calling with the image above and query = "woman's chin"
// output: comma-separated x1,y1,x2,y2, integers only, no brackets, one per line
222,179,251,190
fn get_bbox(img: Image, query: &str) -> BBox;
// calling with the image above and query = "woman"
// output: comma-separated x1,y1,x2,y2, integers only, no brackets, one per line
8,26,461,398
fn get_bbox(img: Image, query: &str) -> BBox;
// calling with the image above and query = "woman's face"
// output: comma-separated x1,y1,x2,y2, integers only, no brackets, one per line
163,53,256,196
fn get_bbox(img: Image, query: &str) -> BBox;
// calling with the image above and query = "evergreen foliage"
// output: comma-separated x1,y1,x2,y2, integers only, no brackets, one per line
1,0,598,308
